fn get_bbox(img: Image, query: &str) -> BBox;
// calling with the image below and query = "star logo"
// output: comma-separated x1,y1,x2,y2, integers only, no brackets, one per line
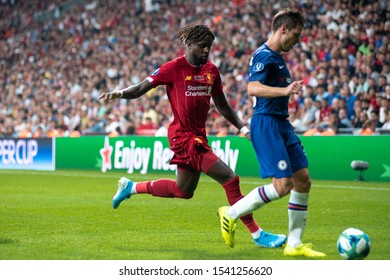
100,136,113,173
380,163,390,178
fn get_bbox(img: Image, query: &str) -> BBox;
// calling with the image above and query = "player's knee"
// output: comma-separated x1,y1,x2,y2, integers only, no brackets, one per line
292,174,312,193
179,192,194,199
293,169,311,192
297,177,311,193
279,185,293,197
177,192,193,199
274,180,294,197
175,188,194,199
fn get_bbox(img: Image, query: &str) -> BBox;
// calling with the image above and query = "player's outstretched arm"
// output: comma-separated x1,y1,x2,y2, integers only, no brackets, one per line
98,79,154,101
212,93,250,140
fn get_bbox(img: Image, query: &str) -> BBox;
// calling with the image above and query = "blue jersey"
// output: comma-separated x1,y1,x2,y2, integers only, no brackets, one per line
248,44,291,118
248,44,308,179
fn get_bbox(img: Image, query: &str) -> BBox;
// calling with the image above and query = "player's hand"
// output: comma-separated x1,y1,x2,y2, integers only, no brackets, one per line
98,91,122,101
245,131,251,141
285,80,303,96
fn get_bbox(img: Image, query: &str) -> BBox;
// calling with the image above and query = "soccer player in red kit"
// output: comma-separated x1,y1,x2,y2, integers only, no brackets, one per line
99,24,285,248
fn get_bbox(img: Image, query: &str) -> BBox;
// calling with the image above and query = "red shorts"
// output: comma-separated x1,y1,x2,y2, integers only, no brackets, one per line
169,135,219,173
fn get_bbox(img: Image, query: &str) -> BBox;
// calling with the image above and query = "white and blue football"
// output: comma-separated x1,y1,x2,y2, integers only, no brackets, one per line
337,228,371,260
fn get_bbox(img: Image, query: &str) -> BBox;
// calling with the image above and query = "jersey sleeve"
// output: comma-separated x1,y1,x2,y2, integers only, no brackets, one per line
248,52,270,84
146,60,175,87
211,66,224,96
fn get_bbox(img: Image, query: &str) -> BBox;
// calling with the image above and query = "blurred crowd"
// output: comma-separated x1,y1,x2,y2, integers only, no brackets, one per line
0,0,389,138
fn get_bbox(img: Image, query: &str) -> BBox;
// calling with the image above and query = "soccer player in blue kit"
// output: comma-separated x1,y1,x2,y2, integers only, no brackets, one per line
218,8,326,257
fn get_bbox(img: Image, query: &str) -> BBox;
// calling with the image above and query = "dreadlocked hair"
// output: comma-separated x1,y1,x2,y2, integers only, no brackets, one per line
176,24,215,46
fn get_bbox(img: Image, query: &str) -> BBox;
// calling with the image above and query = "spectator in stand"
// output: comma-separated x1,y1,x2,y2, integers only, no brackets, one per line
367,87,380,111
289,111,305,132
105,113,125,136
137,116,157,135
216,125,229,137
370,110,384,128
337,98,348,115
317,73,328,90
378,96,389,124
377,75,388,96
354,111,369,129
360,120,376,135
301,85,314,103
314,85,328,102
109,126,122,137
300,97,317,131
46,121,63,138
142,102,158,127
313,99,322,124
304,112,338,136
358,36,371,55
324,113,339,135
355,73,367,95
351,99,363,127
339,84,357,119
288,94,300,117
33,126,45,138
154,117,169,137
82,119,105,135
18,123,33,138
338,108,353,129
381,111,390,130
365,78,378,95
317,97,332,126
361,99,371,113
325,83,340,105
330,97,340,115
348,74,359,94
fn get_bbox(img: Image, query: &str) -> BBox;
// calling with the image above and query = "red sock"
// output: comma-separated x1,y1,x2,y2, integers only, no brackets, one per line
135,181,149,193
135,179,193,199
222,176,260,233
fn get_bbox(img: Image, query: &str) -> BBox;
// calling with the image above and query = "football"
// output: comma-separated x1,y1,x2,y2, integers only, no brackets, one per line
337,228,371,260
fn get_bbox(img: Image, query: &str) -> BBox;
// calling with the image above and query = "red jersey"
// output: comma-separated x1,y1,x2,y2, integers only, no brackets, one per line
146,56,223,139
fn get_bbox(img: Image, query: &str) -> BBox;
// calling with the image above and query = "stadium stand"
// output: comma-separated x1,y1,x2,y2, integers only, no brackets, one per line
0,0,389,137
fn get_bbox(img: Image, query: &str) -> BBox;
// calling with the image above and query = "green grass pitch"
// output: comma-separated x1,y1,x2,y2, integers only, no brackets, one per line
0,169,389,260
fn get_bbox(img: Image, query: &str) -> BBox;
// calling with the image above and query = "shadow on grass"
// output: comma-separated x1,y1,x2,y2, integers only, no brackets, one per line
0,237,18,244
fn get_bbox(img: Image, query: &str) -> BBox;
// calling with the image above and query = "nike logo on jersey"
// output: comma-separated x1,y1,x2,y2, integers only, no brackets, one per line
279,65,284,69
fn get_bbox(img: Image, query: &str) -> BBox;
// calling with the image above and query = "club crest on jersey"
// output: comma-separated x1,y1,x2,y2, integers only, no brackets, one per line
151,68,160,76
206,73,211,83
253,62,264,72
277,160,288,170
